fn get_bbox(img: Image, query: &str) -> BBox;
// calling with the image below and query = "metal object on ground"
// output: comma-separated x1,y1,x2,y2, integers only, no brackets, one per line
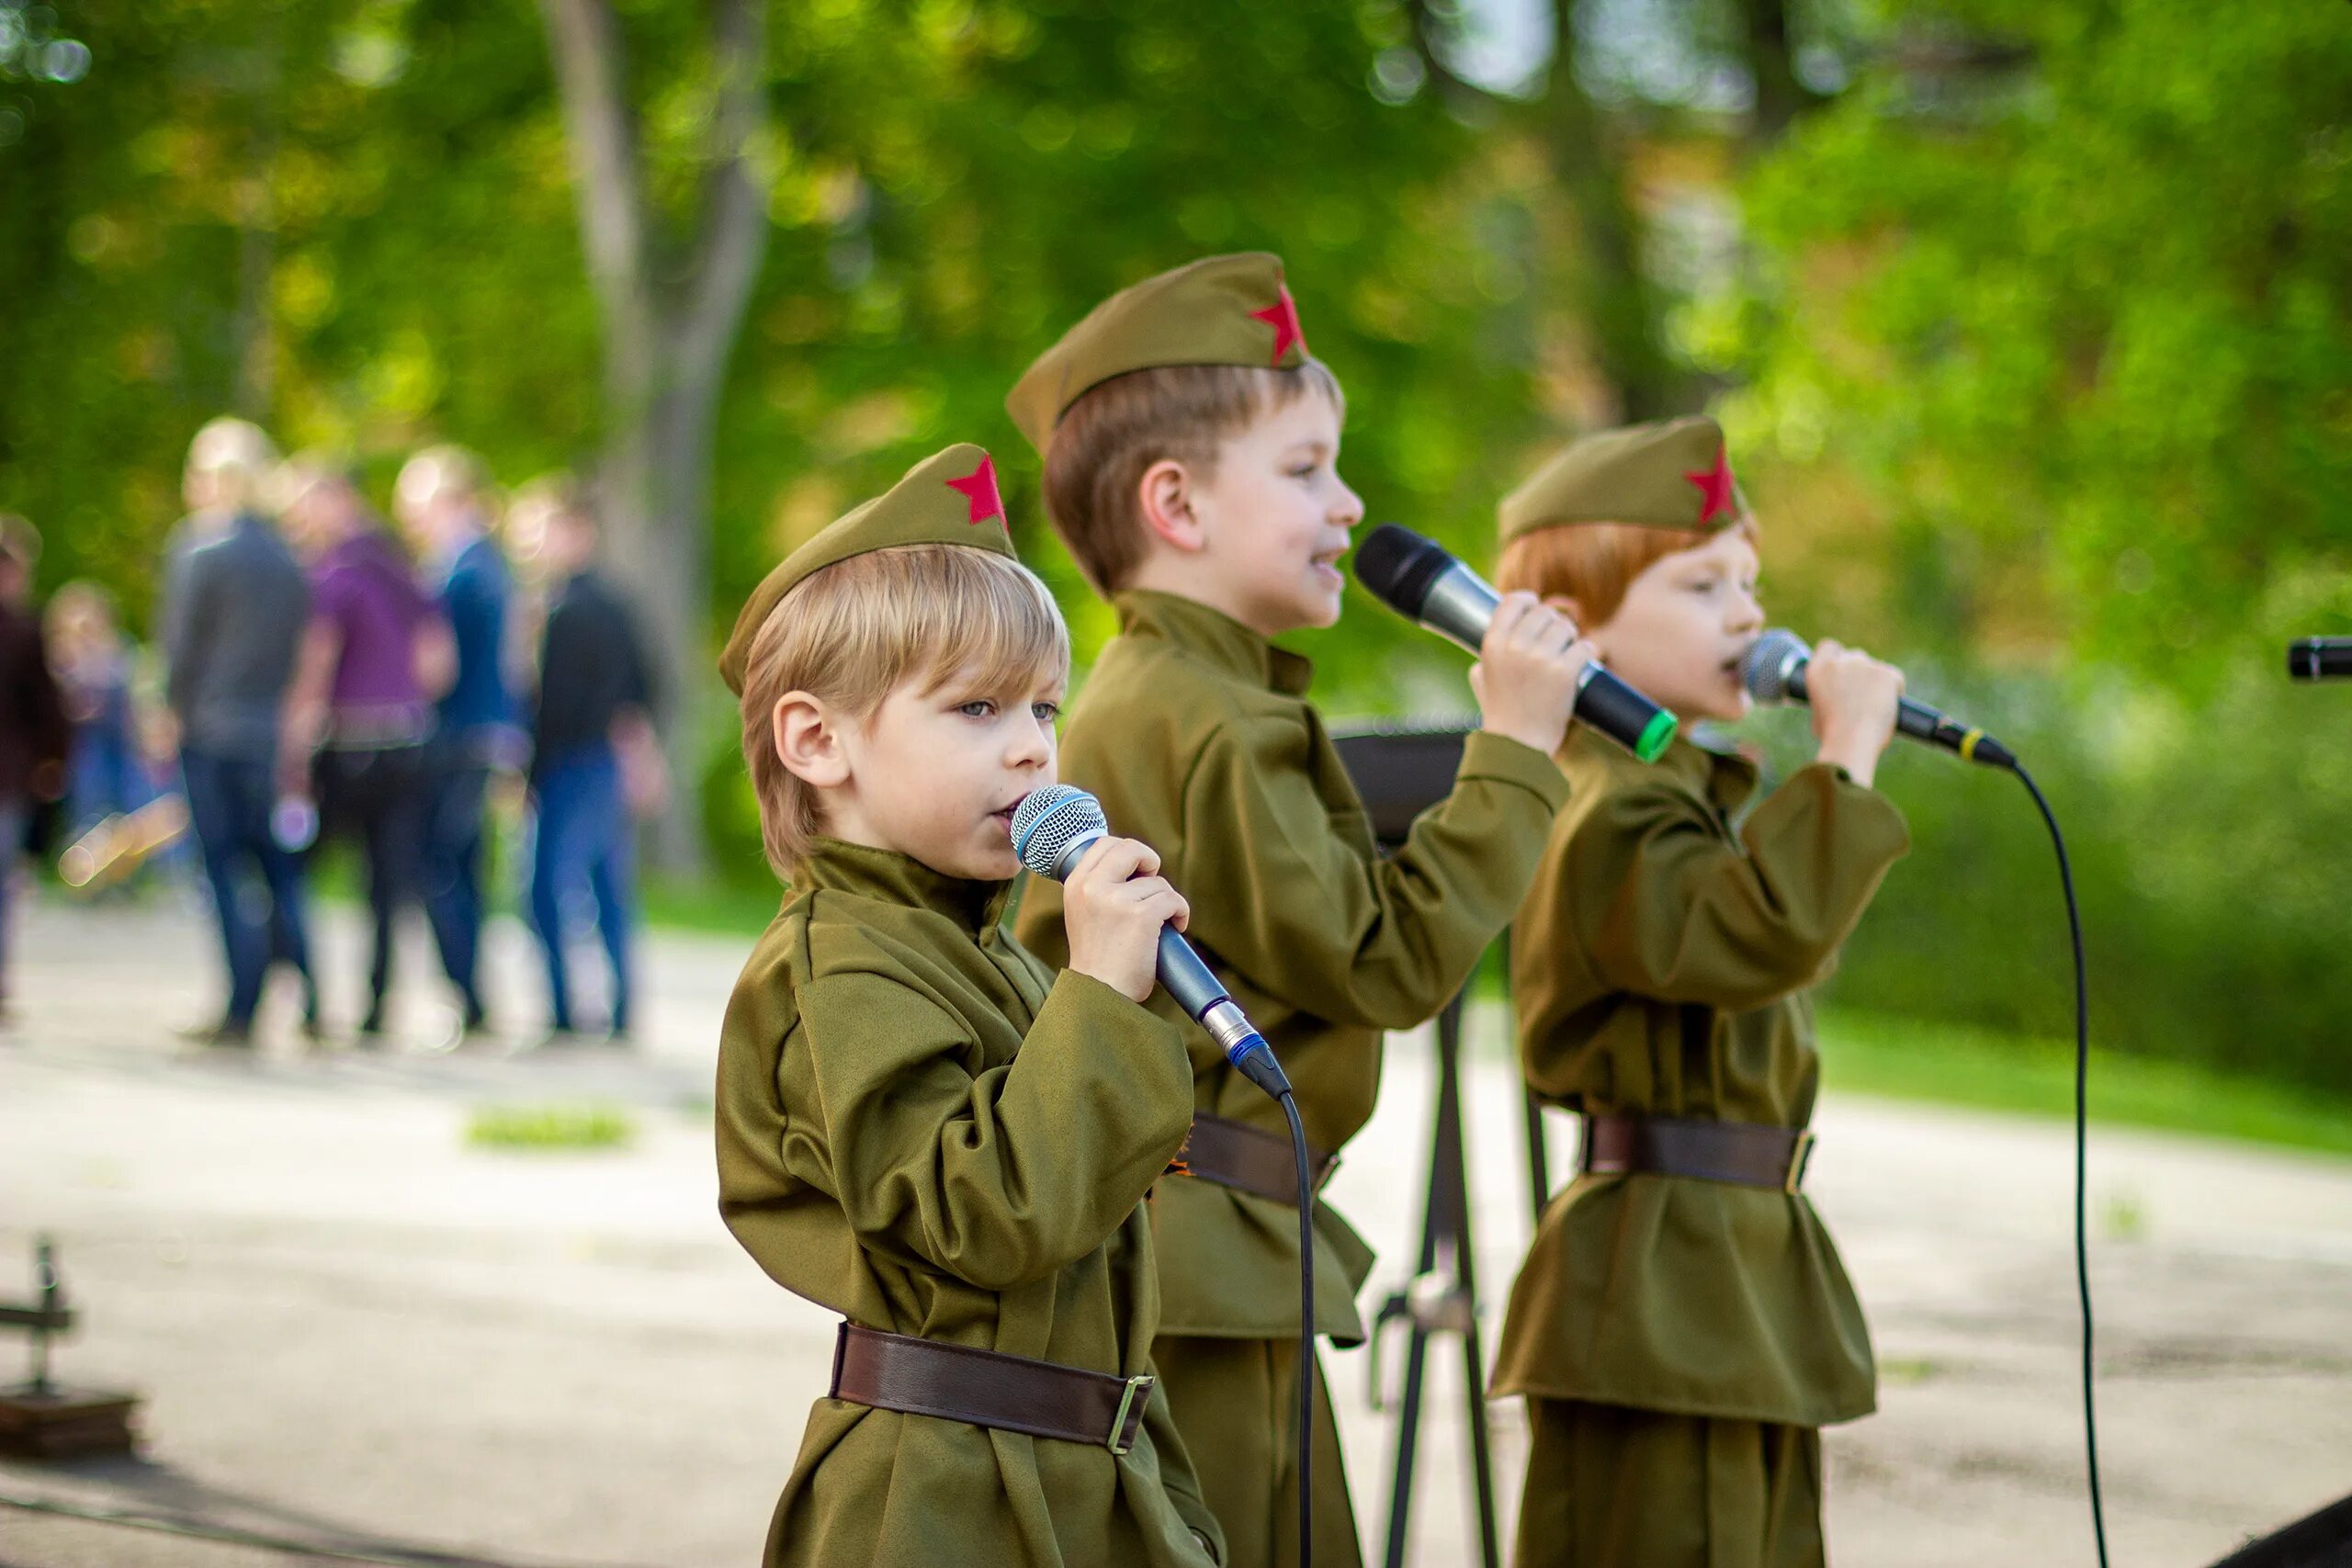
0,1236,140,1458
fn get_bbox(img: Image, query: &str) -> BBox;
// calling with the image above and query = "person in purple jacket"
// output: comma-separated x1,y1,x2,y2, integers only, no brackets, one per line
281,456,455,1041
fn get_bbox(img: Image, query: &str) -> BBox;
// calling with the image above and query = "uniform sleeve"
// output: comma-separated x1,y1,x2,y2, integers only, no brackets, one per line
1574,761,1909,1010
794,964,1194,1292
1176,720,1569,1031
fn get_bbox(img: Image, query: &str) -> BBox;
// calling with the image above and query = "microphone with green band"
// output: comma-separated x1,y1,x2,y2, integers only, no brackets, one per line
1352,523,1679,763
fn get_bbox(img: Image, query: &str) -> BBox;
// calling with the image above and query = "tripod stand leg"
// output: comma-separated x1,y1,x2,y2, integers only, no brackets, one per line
1523,1087,1552,1226
1381,1323,1432,1568
1379,980,1503,1568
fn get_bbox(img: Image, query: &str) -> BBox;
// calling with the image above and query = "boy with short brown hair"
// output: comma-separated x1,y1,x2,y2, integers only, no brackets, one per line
1487,415,1908,1568
715,444,1223,1567
1009,254,1593,1568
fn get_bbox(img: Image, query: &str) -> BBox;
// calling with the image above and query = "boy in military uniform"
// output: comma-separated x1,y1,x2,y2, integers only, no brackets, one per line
1485,416,1909,1568
1005,254,1594,1568
714,444,1224,1567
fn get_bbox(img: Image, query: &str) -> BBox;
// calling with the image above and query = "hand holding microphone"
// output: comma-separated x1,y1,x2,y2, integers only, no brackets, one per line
1803,639,1905,787
1058,835,1189,1005
1014,784,1291,1100
1353,524,1679,761
1743,627,2017,773
1467,592,1602,758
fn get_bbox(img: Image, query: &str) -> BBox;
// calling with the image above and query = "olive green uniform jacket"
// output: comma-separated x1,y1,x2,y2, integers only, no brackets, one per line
1489,729,1909,1427
1016,592,1571,1344
716,838,1223,1567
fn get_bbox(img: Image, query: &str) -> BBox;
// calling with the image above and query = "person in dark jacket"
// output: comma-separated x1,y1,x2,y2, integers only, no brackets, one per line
0,516,69,1024
160,419,318,1047
396,445,519,1033
521,479,657,1043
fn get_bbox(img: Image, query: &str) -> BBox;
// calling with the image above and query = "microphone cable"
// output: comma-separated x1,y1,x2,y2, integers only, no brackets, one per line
2004,759,2109,1568
1280,1088,1318,1568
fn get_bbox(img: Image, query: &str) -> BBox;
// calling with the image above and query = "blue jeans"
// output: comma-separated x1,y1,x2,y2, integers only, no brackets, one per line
527,747,635,1034
420,745,490,1013
180,749,315,1030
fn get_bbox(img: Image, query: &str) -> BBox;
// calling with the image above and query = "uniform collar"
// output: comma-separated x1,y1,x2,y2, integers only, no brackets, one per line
1112,589,1314,697
794,837,1012,933
1565,724,1758,813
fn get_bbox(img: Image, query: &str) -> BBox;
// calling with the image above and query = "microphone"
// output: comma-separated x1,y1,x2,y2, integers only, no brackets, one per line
1012,784,1293,1100
1741,628,2017,770
1352,524,1679,763
2289,637,2352,682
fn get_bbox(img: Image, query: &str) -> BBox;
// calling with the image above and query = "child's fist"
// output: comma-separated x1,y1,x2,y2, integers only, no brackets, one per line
1807,638,1905,786
1471,592,1595,758
1060,835,1189,1005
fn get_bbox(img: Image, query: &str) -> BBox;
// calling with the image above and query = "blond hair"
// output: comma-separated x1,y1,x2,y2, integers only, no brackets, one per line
186,418,280,513
1495,518,1760,627
737,543,1069,878
1042,360,1345,595
398,444,493,512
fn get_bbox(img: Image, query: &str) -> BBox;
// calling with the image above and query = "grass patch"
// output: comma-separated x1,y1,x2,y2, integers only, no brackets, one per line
639,874,784,940
466,1102,637,1152
1818,1009,2352,1160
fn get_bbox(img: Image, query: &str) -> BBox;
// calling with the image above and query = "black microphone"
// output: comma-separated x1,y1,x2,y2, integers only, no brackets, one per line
2289,637,2352,682
1742,628,2017,770
1012,784,1292,1101
1352,524,1679,762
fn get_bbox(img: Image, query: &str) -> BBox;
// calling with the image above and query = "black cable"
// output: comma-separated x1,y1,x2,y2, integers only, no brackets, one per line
1281,1086,1316,1568
2007,761,2109,1568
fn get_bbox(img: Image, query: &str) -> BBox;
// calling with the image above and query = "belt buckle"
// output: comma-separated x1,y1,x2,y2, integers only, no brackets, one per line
1106,1374,1154,1455
1783,1129,1815,1194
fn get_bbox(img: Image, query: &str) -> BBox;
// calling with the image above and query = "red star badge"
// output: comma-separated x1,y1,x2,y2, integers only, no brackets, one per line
1685,444,1737,525
1250,287,1307,366
944,453,1005,526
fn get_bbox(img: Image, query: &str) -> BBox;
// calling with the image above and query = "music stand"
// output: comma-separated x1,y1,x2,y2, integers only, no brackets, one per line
1331,721,1505,1568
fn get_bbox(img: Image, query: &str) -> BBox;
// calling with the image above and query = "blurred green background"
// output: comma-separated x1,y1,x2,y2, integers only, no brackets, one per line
3,0,2348,1099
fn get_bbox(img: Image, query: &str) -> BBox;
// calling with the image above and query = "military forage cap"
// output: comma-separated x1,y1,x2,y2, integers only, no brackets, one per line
718,443,1014,695
1004,252,1313,454
1498,415,1747,545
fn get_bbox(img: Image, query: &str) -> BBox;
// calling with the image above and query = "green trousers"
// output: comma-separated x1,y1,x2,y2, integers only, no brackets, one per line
1152,1334,1363,1568
1513,1399,1824,1568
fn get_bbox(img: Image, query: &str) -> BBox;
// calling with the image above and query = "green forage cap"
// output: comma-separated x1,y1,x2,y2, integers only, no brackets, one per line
718,443,1015,696
1005,252,1313,454
1498,415,1747,544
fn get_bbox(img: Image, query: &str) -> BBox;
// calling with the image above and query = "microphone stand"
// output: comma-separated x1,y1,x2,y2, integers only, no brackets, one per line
1332,724,1506,1568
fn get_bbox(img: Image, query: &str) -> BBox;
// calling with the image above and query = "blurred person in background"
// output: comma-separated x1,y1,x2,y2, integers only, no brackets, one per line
46,581,142,840
394,445,517,1035
516,478,659,1045
279,456,456,1042
161,417,319,1048
0,516,68,1027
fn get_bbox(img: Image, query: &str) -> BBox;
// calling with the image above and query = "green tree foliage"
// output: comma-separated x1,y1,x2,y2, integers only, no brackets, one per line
1712,0,2352,674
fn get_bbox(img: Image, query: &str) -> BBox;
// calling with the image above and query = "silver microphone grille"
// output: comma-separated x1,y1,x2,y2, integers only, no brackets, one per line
1011,784,1107,883
1741,628,1813,705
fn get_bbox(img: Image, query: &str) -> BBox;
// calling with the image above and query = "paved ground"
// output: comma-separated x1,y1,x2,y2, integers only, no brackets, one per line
2,897,2347,1566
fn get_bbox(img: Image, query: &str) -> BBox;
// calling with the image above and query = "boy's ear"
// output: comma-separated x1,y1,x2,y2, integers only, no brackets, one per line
1543,592,1589,629
772,693,851,790
1136,458,1209,555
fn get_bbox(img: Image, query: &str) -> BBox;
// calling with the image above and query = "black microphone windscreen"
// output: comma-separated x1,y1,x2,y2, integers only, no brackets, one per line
1011,785,1104,882
1352,524,1453,618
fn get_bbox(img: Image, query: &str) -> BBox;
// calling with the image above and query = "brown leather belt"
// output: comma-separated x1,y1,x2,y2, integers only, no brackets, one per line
1172,1112,1338,1205
1579,1114,1815,1193
829,1323,1155,1453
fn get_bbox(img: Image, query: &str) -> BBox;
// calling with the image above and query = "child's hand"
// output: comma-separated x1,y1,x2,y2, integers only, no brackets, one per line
1470,592,1597,758
1807,638,1904,787
1060,835,1190,1005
